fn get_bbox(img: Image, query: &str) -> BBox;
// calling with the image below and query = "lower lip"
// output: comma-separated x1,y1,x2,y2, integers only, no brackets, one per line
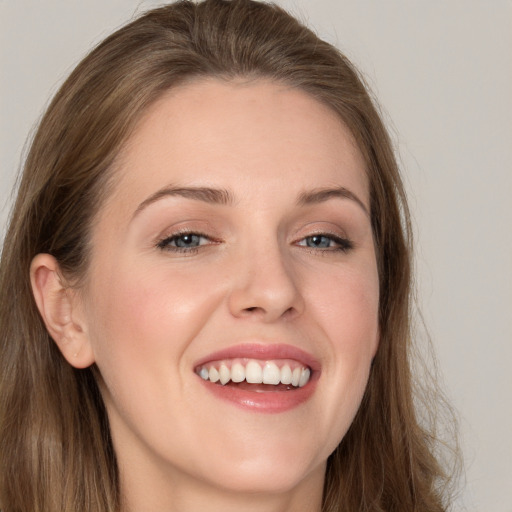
198,375,319,413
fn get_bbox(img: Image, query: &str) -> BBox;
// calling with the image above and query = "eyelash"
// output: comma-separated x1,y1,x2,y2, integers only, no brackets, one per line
296,233,353,253
156,231,353,254
156,231,215,254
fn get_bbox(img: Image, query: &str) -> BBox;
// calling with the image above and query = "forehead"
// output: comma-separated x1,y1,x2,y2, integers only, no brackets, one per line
106,78,369,215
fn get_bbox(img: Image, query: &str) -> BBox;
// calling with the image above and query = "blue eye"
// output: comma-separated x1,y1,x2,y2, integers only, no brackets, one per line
171,234,203,248
305,235,332,248
298,234,353,252
157,232,210,251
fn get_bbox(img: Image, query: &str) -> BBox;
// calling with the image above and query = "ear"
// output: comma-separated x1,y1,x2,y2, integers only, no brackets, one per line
30,253,95,369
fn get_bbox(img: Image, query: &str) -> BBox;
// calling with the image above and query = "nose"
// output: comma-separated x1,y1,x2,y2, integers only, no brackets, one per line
227,241,305,322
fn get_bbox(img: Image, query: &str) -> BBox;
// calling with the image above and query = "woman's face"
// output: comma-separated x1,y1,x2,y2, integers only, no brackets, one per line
77,79,379,501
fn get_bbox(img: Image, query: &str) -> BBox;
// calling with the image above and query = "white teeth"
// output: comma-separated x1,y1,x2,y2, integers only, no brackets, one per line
280,365,292,385
291,367,301,387
209,367,220,383
262,362,280,385
245,361,263,384
281,364,292,385
198,359,311,388
219,364,230,385
298,368,310,388
231,362,245,383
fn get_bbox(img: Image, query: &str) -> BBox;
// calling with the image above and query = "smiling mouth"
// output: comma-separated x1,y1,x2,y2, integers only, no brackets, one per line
195,358,311,389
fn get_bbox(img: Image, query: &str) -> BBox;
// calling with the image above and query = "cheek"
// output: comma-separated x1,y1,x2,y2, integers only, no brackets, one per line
304,261,379,439
82,261,229,435
85,261,225,368
311,262,379,354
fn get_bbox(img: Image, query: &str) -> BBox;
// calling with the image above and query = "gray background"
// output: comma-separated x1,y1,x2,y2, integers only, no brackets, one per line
1,1,511,510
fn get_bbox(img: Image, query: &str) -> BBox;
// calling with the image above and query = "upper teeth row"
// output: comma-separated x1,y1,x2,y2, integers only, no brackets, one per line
198,360,311,387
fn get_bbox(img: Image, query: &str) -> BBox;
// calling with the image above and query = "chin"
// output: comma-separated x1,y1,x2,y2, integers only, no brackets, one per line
195,451,326,495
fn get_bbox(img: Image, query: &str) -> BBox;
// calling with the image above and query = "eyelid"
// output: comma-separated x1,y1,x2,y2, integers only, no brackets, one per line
153,218,220,244
291,222,354,251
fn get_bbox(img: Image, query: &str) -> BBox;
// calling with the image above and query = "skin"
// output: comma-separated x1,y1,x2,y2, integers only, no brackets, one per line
31,79,380,512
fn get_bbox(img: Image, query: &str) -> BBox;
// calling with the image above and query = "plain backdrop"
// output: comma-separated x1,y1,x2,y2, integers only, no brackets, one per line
1,1,511,511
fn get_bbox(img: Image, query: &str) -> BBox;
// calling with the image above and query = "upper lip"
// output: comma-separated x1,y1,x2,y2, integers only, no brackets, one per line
194,343,321,372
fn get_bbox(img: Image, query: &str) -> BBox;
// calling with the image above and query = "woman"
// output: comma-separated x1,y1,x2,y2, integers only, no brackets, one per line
0,1,456,511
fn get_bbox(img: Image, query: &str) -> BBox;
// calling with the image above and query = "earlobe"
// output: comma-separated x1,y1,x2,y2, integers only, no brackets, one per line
30,254,95,369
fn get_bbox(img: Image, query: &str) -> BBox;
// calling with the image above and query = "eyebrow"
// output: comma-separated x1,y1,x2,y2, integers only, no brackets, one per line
297,186,369,216
133,184,369,218
133,185,234,217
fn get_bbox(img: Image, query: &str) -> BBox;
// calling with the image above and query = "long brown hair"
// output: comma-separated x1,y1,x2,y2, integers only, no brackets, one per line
0,1,457,510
